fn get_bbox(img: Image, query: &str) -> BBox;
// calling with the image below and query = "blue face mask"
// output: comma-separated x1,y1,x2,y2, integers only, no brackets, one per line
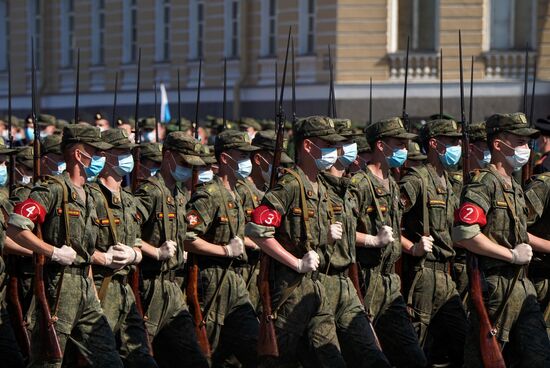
198,168,214,183
80,151,106,181
386,147,408,168
25,127,35,141
308,142,338,170
338,143,358,168
52,161,66,176
227,155,253,179
478,150,491,167
150,167,160,176
142,131,156,143
113,153,135,176
15,132,24,142
170,155,192,182
0,165,7,186
438,143,462,169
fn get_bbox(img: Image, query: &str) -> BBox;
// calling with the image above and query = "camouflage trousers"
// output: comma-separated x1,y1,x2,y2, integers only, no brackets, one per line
260,266,346,368
531,273,550,336
93,273,157,368
317,272,391,368
362,268,426,368
464,268,550,367
0,272,25,367
242,258,261,313
451,261,469,304
141,274,208,368
28,270,123,368
198,266,259,367
405,263,468,367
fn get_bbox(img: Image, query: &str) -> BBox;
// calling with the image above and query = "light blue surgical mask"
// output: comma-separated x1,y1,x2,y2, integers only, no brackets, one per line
150,167,160,176
40,131,49,139
338,143,358,168
113,153,135,176
142,131,156,143
25,127,35,141
308,141,338,170
0,165,7,186
170,155,192,182
478,150,491,168
52,161,66,176
438,143,462,169
198,168,214,183
80,151,106,181
15,132,24,142
385,146,408,168
227,155,253,179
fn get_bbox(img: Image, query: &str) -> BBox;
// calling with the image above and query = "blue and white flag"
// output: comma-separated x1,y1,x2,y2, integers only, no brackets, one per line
160,83,171,123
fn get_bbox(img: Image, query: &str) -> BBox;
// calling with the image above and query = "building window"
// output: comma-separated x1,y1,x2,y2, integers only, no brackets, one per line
261,0,277,56
91,0,105,65
189,0,204,60
60,0,75,67
224,0,240,58
123,0,138,63
299,0,315,54
0,0,8,71
28,0,42,68
155,0,170,61
490,0,536,50
398,0,438,51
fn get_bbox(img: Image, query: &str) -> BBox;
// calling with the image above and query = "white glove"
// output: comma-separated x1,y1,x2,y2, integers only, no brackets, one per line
109,243,142,267
510,243,532,265
51,245,77,266
224,236,244,258
364,226,395,248
156,240,177,261
329,222,343,242
296,250,320,273
411,236,434,257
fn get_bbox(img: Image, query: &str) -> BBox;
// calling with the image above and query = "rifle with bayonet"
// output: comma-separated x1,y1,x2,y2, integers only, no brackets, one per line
177,69,182,131
522,46,537,184
402,37,410,132
31,38,63,363
5,51,32,360
129,49,154,356
459,31,506,368
328,45,336,118
185,58,211,358
111,72,118,128
258,27,292,359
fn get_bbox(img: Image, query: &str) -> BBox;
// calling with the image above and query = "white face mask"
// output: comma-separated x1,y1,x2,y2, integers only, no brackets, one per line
500,141,531,170
197,168,214,183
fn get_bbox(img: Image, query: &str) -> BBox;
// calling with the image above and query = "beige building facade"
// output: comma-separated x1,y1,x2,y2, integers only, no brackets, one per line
0,0,549,124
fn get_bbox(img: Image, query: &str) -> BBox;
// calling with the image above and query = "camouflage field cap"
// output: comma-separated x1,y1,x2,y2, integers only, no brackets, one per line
260,119,276,131
0,137,17,155
365,117,417,144
333,118,361,138
535,116,550,136
251,130,293,164
41,135,62,156
198,144,217,165
55,119,69,132
354,135,372,153
139,117,156,130
240,117,263,131
420,119,462,142
486,112,540,138
3,115,21,129
16,146,34,169
101,128,136,149
37,113,57,127
215,130,260,152
140,142,163,163
62,125,113,150
116,117,136,129
294,116,346,143
164,131,205,166
407,141,427,161
468,121,487,142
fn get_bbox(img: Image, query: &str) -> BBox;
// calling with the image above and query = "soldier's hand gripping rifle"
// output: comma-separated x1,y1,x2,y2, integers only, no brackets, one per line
30,39,63,362
185,58,212,357
5,51,32,359
458,32,505,368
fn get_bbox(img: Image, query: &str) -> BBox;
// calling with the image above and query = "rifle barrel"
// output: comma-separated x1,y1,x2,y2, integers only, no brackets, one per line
523,44,529,114
134,49,142,145
178,69,182,130
194,59,202,140
112,72,118,127
74,49,80,124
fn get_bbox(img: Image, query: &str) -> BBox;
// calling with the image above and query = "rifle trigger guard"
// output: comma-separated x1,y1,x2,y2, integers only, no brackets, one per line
489,328,498,337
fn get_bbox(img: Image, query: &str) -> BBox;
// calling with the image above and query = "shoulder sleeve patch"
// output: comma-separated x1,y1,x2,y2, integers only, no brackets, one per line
186,209,203,228
14,198,47,224
455,202,487,227
251,204,282,228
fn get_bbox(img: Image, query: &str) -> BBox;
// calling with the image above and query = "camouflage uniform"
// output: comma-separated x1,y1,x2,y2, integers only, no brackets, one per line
0,137,25,367
89,129,157,367
351,118,426,367
246,116,348,368
8,126,123,368
400,119,468,366
134,132,208,368
186,130,259,366
525,173,550,334
453,113,550,366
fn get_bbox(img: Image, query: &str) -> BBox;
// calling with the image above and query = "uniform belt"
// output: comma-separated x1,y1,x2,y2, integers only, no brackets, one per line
142,268,183,281
47,264,90,277
483,265,526,280
418,260,449,272
321,266,349,277
365,261,395,275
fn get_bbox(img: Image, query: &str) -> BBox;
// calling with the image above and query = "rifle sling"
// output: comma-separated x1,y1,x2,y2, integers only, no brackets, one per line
96,188,119,303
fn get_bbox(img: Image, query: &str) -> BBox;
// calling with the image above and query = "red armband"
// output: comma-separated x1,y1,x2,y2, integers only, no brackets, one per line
455,202,487,227
14,199,46,224
251,205,282,227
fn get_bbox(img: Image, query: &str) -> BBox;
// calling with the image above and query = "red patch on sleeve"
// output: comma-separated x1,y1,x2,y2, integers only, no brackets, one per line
14,199,46,224
186,210,203,228
455,202,487,227
251,205,282,228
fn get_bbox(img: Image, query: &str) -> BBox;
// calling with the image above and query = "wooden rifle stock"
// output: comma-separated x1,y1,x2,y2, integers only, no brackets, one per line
7,259,31,358
186,258,211,357
348,262,363,301
258,254,278,357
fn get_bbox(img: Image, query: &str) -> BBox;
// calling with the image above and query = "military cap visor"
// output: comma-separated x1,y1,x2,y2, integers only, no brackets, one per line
171,151,206,166
139,143,163,163
62,125,113,150
366,117,417,143
486,113,540,139
101,129,136,149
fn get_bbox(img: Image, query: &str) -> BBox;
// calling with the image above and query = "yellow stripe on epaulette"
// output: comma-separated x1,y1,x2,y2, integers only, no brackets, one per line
157,212,176,219
96,218,121,225
495,201,508,208
366,205,388,213
56,208,80,217
429,200,445,206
